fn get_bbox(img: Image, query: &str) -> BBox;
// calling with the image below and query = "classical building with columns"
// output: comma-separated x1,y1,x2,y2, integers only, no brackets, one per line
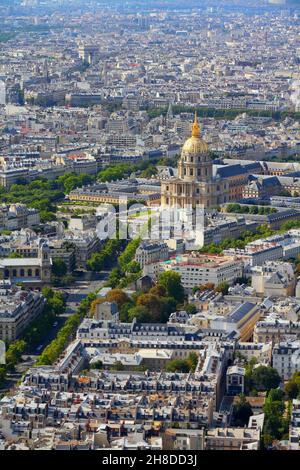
161,114,229,209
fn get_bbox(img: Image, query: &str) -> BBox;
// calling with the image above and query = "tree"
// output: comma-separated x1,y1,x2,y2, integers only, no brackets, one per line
119,301,134,322
52,258,68,277
136,293,162,321
261,387,289,447
149,285,167,297
233,395,253,427
118,238,140,273
126,260,141,274
198,282,215,291
158,271,185,303
37,293,96,366
6,340,26,370
110,361,125,371
90,298,103,317
186,352,198,372
107,267,122,288
91,360,103,370
141,165,158,178
166,359,190,373
40,210,56,223
226,203,241,213
251,366,281,392
215,282,229,295
185,304,197,315
9,252,23,259
268,388,284,402
127,305,149,323
87,252,105,272
284,372,300,399
105,289,130,308
160,297,177,322
249,205,259,214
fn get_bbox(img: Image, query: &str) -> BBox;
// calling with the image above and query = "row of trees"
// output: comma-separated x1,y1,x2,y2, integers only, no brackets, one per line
0,289,66,385
107,238,142,289
88,234,149,294
87,239,126,272
145,104,300,122
37,292,97,366
226,203,277,215
21,288,66,349
193,282,230,295
199,220,300,255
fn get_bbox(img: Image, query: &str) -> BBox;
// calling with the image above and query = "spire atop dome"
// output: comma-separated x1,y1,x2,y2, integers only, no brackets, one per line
191,111,200,138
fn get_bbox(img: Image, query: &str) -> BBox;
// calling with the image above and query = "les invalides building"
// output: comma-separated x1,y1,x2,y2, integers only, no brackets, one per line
161,114,229,209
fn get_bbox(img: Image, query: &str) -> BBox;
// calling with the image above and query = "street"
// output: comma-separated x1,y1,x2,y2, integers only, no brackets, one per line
0,273,109,394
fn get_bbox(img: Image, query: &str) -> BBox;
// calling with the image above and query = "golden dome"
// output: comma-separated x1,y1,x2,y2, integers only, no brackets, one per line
182,112,209,154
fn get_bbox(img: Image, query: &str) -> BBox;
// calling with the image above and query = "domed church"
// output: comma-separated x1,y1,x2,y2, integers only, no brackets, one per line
161,113,229,209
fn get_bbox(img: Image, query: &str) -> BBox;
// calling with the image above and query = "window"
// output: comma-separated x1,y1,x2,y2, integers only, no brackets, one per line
28,269,32,277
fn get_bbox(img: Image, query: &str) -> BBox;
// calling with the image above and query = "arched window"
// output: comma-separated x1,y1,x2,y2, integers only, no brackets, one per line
28,269,32,277
4,269,9,279
35,269,40,277
12,269,17,277
20,269,25,277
